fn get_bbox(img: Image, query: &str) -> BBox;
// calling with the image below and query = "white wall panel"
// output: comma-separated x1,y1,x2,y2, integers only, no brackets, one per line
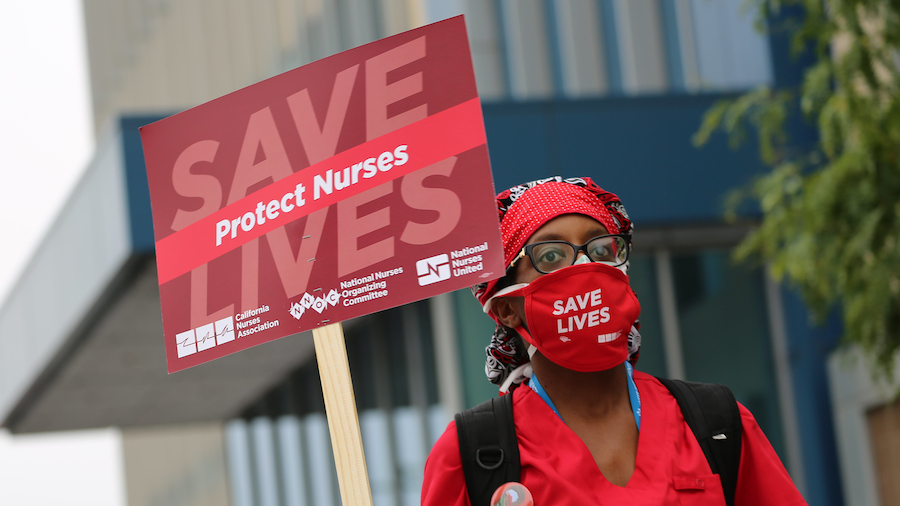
690,0,772,90
673,0,701,91
226,420,255,506
276,415,308,506
425,0,462,23
250,0,282,78
251,417,282,506
203,0,239,99
553,0,607,96
393,406,426,506
0,124,132,423
463,0,506,99
341,0,380,49
828,348,900,506
361,409,399,506
615,0,667,94
123,423,231,506
305,0,343,61
501,0,554,99
305,414,337,506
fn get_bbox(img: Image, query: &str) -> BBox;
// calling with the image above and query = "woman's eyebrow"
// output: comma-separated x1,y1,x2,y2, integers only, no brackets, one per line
530,228,608,243
530,232,566,242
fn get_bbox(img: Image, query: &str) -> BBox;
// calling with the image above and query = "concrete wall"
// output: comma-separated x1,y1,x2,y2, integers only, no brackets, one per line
0,123,132,426
122,423,231,506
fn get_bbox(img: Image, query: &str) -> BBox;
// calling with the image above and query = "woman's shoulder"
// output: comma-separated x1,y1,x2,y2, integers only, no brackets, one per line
631,369,670,394
426,418,461,467
425,388,527,464
425,388,533,468
422,419,469,506
422,390,530,506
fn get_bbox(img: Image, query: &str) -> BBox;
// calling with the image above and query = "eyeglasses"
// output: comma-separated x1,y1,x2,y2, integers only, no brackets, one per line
509,234,631,274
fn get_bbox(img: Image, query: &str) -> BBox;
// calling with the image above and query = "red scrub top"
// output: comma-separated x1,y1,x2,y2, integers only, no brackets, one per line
422,371,807,506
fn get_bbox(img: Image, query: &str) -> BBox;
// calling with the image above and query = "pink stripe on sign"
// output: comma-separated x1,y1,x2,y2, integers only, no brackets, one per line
154,98,486,285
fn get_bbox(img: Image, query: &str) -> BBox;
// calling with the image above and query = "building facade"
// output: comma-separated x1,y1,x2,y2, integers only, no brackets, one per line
5,0,888,505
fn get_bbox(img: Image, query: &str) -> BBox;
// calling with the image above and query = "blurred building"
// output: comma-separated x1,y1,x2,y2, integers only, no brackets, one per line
4,1,895,505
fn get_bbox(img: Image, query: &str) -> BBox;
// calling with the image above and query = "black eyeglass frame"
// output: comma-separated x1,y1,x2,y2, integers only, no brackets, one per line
507,233,632,274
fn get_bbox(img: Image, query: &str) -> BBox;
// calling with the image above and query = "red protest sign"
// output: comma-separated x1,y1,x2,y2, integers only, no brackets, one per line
141,16,503,373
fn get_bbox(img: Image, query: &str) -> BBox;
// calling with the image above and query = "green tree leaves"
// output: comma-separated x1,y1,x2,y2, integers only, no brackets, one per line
696,0,900,376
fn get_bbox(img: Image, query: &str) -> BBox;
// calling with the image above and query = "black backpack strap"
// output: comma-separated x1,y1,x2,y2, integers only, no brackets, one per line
455,393,520,506
657,377,742,506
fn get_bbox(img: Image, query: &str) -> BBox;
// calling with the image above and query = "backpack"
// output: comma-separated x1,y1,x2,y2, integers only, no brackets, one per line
455,377,742,506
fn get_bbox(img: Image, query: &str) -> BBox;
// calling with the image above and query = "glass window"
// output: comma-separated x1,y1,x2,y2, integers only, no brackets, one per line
452,288,501,407
225,420,255,506
426,0,463,22
671,249,785,455
627,253,667,377
393,406,428,506
338,0,380,49
276,416,308,506
227,299,444,506
303,0,342,61
689,0,773,90
460,0,773,100
360,409,399,505
305,413,339,505
251,417,282,506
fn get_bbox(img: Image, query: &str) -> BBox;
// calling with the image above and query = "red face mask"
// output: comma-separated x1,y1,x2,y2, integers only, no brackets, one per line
501,262,641,372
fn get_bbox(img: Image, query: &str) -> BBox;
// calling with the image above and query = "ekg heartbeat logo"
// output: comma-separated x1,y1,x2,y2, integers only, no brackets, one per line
175,316,235,358
416,254,451,286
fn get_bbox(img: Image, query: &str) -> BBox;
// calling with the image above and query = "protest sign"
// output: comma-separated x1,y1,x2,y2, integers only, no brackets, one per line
142,16,500,505
141,15,503,374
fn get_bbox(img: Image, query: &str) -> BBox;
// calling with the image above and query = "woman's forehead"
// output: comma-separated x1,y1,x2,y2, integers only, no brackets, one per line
525,214,608,244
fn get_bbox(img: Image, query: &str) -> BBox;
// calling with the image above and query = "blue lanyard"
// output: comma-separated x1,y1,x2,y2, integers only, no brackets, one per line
625,361,641,430
528,373,563,420
529,362,641,430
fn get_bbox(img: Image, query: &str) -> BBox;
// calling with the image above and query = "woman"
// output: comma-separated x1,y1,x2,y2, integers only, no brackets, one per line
421,177,806,505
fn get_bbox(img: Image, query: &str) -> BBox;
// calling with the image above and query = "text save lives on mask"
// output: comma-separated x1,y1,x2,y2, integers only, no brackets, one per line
506,262,641,372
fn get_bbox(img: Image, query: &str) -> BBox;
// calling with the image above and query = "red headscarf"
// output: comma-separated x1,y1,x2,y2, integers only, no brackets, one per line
472,177,639,387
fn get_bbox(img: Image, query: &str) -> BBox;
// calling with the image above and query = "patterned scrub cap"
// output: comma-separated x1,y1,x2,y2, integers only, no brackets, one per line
471,176,633,309
473,176,638,387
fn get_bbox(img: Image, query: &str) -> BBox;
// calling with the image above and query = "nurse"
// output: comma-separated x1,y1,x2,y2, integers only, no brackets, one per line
421,177,806,506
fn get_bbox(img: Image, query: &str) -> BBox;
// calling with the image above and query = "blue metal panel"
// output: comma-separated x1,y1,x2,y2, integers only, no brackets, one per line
120,115,168,253
765,8,843,504
482,93,764,224
781,288,845,506
124,95,763,245
766,4,815,89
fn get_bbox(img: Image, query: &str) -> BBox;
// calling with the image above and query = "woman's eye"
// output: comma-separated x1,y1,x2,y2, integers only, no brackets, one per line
589,241,613,260
539,250,563,262
535,246,568,268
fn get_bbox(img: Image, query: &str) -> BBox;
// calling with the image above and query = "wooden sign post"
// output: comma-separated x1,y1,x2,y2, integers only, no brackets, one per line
313,323,373,505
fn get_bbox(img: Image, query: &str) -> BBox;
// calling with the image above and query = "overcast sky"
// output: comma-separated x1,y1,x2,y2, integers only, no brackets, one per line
0,2,124,505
